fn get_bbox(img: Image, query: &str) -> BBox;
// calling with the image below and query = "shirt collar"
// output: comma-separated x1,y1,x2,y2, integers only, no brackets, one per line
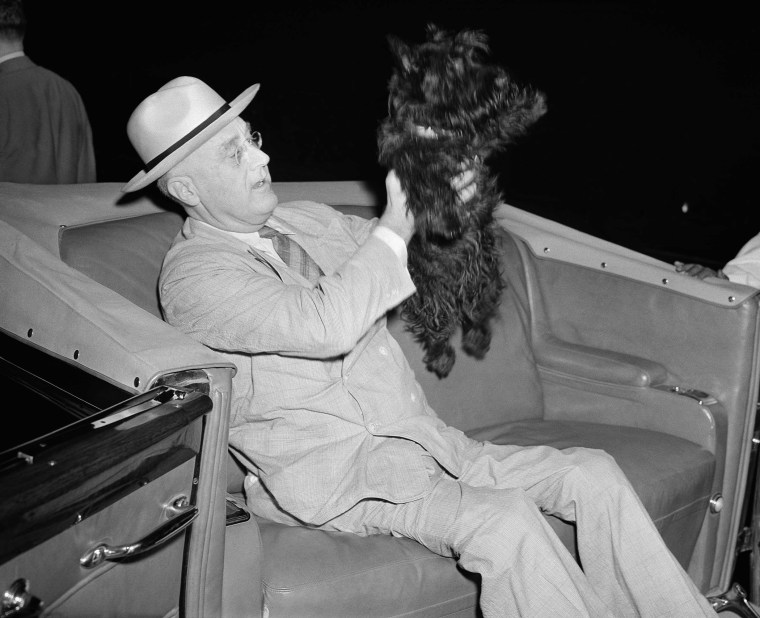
191,218,285,262
192,218,289,241
0,51,25,66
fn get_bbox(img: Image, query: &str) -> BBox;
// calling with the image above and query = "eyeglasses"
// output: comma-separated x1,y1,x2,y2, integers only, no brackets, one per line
233,130,263,166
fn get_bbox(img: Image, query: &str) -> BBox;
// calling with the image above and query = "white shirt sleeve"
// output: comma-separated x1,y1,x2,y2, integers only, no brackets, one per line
723,231,760,288
371,225,408,266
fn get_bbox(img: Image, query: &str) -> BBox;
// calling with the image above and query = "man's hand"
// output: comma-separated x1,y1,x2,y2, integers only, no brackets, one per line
380,170,415,244
379,166,476,245
674,261,728,280
452,166,477,203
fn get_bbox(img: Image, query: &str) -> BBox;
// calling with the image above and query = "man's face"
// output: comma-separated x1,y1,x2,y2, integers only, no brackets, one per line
176,117,278,232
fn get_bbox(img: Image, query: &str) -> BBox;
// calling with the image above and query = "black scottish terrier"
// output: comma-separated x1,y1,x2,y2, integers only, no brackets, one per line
377,24,547,378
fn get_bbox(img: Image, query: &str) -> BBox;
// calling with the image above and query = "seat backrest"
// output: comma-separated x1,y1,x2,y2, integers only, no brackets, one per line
386,228,544,430
46,183,544,431
60,211,184,319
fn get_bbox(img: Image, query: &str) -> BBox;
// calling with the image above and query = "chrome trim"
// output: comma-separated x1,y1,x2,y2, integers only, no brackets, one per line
709,583,760,617
79,503,198,569
1,578,43,617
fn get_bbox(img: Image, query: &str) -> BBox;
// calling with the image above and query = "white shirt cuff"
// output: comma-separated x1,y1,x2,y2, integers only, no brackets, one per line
372,225,408,265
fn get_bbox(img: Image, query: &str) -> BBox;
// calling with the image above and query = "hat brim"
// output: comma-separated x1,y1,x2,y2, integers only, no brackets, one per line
121,83,260,193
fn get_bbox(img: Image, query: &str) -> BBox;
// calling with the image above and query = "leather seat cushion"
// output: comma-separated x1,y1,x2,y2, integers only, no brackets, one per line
257,419,715,617
472,420,716,568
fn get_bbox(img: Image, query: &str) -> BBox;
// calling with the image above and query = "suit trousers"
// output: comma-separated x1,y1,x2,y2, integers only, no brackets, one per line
320,444,717,617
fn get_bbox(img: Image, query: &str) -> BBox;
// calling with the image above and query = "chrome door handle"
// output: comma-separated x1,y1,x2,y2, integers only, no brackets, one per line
80,503,198,569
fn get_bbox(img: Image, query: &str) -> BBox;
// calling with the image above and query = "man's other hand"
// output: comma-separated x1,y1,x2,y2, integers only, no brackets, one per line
453,166,477,203
674,261,728,280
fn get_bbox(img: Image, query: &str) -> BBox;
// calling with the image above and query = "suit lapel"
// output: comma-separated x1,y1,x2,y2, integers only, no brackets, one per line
268,215,359,276
247,249,285,282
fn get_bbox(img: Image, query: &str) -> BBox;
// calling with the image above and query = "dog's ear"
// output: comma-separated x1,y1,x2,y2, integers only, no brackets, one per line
387,34,415,73
426,23,445,42
498,84,548,138
456,28,490,63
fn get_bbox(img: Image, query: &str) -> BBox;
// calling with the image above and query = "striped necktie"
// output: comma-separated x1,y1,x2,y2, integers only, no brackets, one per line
259,226,324,284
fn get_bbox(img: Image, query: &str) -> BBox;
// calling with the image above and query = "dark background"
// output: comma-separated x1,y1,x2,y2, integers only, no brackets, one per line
21,0,759,268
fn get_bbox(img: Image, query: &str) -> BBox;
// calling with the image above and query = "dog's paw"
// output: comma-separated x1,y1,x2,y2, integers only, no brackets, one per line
425,345,456,379
462,326,492,360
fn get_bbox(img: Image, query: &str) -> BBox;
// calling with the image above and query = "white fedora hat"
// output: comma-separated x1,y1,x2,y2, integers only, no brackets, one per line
122,76,260,192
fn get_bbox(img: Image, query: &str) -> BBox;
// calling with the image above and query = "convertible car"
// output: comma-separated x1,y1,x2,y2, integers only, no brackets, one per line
1,179,760,617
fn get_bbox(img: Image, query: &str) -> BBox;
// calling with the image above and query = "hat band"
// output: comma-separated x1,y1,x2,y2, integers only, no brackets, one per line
142,102,231,173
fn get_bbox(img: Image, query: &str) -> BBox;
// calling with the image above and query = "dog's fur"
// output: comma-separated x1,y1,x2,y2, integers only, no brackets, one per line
377,24,547,378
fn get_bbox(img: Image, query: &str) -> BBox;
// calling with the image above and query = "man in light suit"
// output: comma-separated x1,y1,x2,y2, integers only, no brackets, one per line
123,76,717,617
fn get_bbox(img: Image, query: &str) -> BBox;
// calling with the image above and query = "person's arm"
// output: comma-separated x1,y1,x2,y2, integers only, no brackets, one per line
161,173,417,359
161,235,413,359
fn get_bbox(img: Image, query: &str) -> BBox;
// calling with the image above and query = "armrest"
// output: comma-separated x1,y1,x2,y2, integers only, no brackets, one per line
542,370,719,453
534,335,669,387
534,335,718,452
533,335,718,458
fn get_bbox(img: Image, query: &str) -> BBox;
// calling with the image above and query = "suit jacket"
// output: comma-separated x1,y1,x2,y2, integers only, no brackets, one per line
0,56,96,183
160,200,473,524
